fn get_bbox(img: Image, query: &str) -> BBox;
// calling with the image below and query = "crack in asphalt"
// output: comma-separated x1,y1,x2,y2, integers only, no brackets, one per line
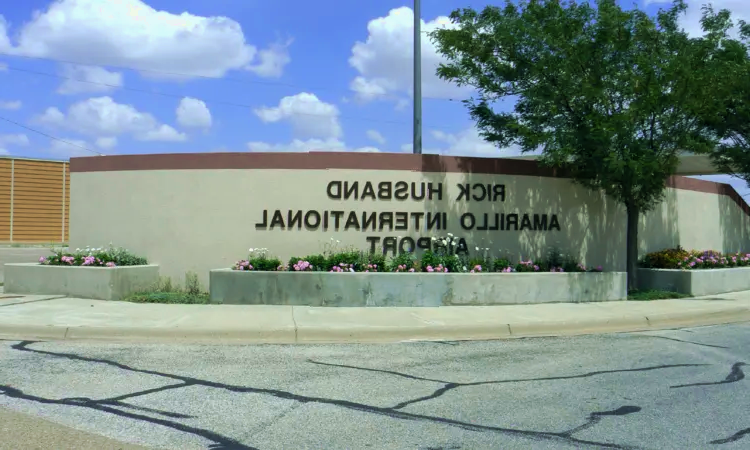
309,359,709,411
671,362,746,388
644,335,730,349
561,406,643,437
0,340,666,449
710,427,750,444
0,340,739,449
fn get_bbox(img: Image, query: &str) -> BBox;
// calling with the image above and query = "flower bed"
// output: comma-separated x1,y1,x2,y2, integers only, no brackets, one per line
39,245,148,267
4,245,158,300
638,247,750,295
211,241,622,306
232,242,604,275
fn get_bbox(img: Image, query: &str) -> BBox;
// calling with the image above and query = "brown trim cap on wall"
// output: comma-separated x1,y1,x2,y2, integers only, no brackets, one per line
70,152,567,177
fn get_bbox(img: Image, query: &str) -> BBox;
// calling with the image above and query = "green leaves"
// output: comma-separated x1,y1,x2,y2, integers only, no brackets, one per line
692,6,750,185
430,0,719,212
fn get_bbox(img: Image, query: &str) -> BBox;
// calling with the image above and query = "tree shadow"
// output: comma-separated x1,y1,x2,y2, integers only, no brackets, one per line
422,156,628,301
717,182,750,254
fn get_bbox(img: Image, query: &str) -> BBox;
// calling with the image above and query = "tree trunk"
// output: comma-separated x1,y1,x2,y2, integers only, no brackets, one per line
626,202,639,292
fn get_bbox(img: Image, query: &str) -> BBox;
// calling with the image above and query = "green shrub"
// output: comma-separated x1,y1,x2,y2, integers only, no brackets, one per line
233,248,283,271
389,252,416,272
328,250,360,270
640,247,690,269
489,258,510,272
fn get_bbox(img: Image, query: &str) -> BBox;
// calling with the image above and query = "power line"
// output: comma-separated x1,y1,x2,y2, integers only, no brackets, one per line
4,65,459,129
0,115,103,156
0,52,464,102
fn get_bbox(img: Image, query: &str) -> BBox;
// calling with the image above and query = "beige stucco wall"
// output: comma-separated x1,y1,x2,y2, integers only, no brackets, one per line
69,168,750,287
640,187,750,255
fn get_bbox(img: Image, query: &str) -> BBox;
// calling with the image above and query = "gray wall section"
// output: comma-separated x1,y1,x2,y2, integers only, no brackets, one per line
209,270,627,306
637,267,750,296
3,263,159,300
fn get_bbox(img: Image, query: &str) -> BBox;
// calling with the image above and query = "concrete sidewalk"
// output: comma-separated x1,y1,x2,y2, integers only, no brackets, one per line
0,292,749,344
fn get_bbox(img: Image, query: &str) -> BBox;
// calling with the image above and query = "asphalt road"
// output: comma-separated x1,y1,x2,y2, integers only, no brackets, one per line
0,247,57,284
0,323,747,449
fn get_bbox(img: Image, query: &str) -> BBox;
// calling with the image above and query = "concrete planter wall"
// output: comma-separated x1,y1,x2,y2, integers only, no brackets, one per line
210,269,627,306
3,263,160,301
637,267,750,296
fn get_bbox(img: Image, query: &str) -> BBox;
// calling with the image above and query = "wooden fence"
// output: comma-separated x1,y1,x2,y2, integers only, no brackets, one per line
0,157,70,243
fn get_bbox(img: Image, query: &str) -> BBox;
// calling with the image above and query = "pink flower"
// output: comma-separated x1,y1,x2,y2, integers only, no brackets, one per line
427,266,434,272
408,268,415,272
106,262,116,268
38,256,46,263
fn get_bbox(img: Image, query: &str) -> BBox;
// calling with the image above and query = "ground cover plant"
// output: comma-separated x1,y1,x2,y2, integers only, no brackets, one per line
125,272,209,304
232,238,604,274
39,245,147,267
640,247,750,270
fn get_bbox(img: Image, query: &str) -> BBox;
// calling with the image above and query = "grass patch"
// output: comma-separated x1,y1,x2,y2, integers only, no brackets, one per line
124,271,210,304
127,292,210,304
628,289,690,301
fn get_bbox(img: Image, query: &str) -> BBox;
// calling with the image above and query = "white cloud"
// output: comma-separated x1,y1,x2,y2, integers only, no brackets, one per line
643,0,750,36
349,7,470,102
0,100,21,110
402,127,526,157
48,138,97,157
254,93,342,139
366,129,386,144
247,138,380,153
139,124,187,142
176,97,212,129
95,137,117,150
0,0,290,79
246,39,292,78
35,96,186,142
57,65,123,95
0,133,29,147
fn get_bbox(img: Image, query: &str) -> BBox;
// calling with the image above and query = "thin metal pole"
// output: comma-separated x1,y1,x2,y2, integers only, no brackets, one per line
413,0,422,155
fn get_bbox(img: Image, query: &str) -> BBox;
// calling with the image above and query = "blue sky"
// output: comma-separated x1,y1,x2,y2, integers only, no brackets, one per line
0,0,748,197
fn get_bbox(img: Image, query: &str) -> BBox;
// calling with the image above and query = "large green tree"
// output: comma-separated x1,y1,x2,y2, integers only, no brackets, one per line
692,7,750,184
430,0,718,289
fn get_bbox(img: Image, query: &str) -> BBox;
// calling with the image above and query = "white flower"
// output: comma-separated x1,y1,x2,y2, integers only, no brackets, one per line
463,266,468,271
249,248,254,252
349,268,355,273
485,247,490,251
447,232,453,237
431,237,437,241
475,247,480,251
442,239,448,245
75,248,80,251
336,240,340,244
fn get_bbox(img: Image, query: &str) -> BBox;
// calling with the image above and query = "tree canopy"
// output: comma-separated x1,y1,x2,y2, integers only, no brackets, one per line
430,0,722,289
693,7,750,185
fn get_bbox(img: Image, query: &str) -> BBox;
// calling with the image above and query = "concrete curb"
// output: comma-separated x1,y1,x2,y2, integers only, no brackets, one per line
1,307,748,344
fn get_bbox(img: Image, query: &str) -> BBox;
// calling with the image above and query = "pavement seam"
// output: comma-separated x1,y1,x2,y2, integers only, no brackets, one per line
0,295,66,308
291,307,299,343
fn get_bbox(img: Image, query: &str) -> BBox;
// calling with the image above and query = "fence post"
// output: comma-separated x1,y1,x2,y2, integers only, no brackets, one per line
9,159,14,242
61,162,66,242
